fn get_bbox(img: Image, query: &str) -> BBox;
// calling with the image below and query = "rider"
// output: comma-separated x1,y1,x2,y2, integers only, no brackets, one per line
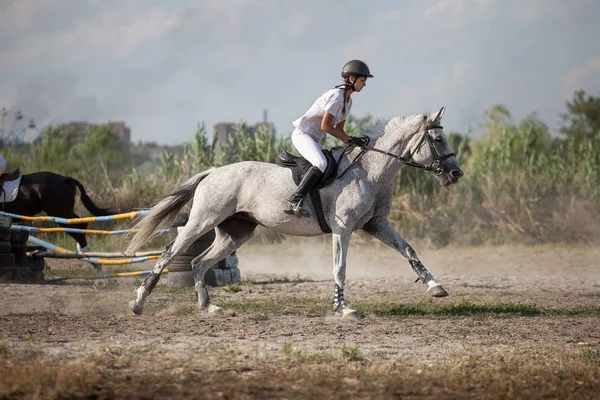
284,60,373,217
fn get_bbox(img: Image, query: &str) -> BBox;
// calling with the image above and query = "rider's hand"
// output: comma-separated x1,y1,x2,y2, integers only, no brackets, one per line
347,136,370,148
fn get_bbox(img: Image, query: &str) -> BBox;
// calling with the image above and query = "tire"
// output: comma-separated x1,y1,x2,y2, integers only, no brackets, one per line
0,229,11,242
171,255,194,267
11,243,26,256
0,215,11,229
221,268,232,285
0,253,15,270
0,270,13,282
230,266,241,283
27,256,45,272
29,270,44,283
12,266,30,283
0,241,11,254
167,270,195,287
182,239,212,257
168,262,192,273
204,267,223,287
14,254,28,267
9,230,29,244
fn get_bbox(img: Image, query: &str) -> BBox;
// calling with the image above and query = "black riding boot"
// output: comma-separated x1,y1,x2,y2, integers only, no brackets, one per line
284,166,323,218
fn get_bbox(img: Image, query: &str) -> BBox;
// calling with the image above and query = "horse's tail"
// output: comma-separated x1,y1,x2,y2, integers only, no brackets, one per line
124,168,215,255
65,177,113,216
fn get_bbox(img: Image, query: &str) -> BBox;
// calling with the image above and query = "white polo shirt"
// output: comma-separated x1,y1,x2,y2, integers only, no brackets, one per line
292,88,352,142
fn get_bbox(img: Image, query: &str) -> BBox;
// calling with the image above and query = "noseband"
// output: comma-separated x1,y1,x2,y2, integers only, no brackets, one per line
363,123,456,175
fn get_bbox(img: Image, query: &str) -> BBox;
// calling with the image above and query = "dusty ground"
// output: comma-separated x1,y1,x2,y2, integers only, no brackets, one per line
0,240,599,399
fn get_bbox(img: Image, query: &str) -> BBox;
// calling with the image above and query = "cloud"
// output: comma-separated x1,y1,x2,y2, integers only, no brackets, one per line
423,0,491,18
562,57,600,97
0,3,179,70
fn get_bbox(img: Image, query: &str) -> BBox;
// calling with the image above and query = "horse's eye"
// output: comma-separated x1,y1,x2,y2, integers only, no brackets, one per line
434,136,443,143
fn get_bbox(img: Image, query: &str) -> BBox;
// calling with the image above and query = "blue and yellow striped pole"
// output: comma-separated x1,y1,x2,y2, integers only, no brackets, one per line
27,235,161,264
44,269,169,283
11,225,168,236
0,210,150,225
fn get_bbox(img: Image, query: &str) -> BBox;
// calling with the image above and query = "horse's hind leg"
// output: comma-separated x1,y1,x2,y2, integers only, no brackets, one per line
193,218,257,315
129,219,219,315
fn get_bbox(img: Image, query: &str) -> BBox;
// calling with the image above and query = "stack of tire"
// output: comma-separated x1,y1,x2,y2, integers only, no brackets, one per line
0,215,15,282
10,229,30,283
167,212,241,287
13,235,45,283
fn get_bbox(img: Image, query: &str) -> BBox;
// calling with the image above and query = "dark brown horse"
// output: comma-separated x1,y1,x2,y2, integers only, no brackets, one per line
1,171,114,251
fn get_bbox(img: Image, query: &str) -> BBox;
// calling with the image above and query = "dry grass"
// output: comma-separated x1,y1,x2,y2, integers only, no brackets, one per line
0,345,598,399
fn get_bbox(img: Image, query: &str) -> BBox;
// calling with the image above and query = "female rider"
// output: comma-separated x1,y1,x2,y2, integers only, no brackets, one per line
284,59,373,217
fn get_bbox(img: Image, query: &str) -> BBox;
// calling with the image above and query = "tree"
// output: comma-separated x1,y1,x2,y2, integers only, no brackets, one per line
560,90,600,142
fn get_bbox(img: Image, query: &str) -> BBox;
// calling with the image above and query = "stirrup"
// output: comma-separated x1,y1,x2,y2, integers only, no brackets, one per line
284,199,311,218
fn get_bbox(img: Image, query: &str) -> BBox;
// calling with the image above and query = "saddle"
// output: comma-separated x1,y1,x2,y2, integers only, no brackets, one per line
0,168,20,186
276,148,341,233
276,148,339,188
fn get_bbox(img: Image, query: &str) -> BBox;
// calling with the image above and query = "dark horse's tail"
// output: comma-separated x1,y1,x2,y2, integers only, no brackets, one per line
65,177,113,216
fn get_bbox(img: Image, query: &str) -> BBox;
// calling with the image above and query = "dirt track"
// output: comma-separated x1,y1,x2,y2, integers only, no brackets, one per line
1,241,599,399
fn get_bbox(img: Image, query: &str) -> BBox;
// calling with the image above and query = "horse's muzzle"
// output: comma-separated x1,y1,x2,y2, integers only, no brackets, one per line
449,169,463,183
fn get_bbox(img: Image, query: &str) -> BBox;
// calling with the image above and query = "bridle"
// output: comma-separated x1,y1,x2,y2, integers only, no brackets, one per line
346,123,456,176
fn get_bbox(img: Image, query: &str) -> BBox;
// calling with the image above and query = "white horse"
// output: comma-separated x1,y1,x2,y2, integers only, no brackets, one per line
125,107,463,318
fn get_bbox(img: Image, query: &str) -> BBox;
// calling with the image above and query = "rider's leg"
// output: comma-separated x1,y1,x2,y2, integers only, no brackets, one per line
284,131,327,218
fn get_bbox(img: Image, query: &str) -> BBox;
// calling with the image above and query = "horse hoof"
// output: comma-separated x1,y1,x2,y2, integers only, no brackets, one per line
129,300,144,315
335,308,360,319
200,304,224,316
342,309,360,319
428,285,449,298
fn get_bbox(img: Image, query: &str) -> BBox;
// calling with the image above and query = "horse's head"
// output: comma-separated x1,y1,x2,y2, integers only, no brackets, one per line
405,107,463,186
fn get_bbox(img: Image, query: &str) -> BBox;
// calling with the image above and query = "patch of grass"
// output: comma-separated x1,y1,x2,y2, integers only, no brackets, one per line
340,345,362,362
216,298,600,318
281,342,294,356
224,283,242,293
242,274,314,285
461,283,510,289
359,301,544,317
581,346,600,366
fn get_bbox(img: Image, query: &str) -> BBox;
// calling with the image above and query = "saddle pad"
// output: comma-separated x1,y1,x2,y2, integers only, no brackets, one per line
0,175,22,202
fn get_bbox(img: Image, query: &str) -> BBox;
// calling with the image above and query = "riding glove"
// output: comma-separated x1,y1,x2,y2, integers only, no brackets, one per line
347,136,370,148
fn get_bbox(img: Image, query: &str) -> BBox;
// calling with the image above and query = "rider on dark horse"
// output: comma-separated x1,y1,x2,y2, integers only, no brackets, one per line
284,60,372,218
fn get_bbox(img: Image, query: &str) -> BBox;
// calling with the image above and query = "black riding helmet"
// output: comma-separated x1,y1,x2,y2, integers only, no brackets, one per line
341,60,374,79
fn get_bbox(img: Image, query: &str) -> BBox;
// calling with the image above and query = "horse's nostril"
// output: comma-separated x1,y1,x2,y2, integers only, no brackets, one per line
450,169,463,178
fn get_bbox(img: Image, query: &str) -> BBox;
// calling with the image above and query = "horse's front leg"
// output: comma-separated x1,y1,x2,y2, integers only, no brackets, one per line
363,217,448,297
332,232,360,318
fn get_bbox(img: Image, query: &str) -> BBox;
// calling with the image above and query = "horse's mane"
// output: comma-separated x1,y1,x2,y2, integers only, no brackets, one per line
362,113,426,140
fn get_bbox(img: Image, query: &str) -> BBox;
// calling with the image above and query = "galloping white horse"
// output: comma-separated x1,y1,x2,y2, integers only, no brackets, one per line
125,107,463,317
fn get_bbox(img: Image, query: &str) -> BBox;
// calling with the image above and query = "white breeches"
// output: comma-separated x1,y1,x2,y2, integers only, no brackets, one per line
291,130,327,173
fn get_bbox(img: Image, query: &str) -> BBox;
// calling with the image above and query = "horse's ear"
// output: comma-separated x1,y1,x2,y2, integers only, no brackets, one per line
429,107,446,122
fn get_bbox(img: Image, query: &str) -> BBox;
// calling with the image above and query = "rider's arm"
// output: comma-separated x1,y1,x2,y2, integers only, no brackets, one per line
321,112,352,142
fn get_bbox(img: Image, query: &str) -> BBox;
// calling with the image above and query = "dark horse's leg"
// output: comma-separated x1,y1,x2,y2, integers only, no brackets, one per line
57,212,90,252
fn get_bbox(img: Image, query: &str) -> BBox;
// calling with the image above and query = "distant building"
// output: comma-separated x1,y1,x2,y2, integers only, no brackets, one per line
58,121,131,143
213,110,275,157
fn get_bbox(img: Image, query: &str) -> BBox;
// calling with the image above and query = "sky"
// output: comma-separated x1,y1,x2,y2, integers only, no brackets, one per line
1,0,599,145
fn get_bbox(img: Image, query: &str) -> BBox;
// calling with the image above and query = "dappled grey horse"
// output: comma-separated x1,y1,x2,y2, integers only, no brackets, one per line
125,107,463,318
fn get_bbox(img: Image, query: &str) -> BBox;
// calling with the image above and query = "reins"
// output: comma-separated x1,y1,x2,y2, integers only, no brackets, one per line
337,123,456,178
